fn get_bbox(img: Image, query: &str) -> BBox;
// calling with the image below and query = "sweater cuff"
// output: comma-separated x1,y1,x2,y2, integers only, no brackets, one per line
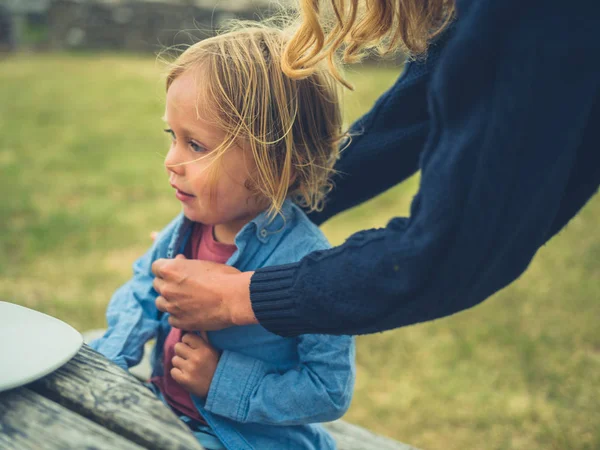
250,262,316,337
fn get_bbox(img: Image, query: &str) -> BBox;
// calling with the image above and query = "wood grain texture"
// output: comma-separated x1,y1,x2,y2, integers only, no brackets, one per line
0,388,144,450
28,345,203,450
324,420,419,450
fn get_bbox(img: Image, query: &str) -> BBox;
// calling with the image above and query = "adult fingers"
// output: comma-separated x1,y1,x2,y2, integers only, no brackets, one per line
168,314,186,330
152,258,189,285
155,295,170,313
153,280,184,304
152,277,166,295
151,258,169,279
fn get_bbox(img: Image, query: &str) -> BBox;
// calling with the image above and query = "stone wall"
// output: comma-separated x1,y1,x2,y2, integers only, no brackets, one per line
0,4,16,51
46,0,272,52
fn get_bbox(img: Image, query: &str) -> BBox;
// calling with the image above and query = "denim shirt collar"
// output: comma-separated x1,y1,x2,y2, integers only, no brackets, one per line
239,199,295,244
167,199,296,259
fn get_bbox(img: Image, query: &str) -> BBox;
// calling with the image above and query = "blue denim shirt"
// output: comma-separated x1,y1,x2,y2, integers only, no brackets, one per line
90,200,355,450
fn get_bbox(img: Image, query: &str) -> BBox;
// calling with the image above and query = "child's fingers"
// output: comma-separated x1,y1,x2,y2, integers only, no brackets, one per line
181,332,204,349
150,231,159,241
170,367,185,383
173,341,191,357
200,331,209,342
172,355,186,368
175,254,187,260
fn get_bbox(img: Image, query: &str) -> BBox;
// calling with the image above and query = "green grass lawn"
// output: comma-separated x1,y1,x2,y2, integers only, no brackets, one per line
1,54,598,450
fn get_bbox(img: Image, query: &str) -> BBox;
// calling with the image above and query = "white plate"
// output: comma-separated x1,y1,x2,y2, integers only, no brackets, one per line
0,301,83,392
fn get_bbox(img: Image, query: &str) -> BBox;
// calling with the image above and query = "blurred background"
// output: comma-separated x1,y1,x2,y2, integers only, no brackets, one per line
1,1,599,449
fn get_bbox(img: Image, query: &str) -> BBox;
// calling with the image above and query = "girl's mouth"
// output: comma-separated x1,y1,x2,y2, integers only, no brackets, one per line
173,186,195,202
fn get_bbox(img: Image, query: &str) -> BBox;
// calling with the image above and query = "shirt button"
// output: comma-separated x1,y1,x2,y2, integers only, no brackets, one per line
260,229,268,238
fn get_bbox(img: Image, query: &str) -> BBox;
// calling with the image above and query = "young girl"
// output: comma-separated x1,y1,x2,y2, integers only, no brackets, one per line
90,24,355,450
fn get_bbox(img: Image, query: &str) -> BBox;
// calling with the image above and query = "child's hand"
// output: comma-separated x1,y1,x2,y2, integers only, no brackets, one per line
171,331,220,398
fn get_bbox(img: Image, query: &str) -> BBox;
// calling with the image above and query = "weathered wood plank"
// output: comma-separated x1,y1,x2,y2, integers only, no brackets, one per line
324,420,419,450
0,387,144,450
28,345,203,450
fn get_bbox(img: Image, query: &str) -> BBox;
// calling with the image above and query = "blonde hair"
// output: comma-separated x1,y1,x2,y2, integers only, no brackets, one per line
283,0,455,87
165,24,345,219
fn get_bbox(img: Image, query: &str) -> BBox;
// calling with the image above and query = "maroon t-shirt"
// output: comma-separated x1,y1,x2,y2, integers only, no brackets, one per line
151,223,236,422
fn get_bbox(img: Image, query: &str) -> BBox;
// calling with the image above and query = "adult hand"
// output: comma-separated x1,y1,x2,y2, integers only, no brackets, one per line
152,254,257,331
171,331,219,398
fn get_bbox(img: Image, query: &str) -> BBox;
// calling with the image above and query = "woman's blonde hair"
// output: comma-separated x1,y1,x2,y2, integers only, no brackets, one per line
283,0,455,87
165,24,345,219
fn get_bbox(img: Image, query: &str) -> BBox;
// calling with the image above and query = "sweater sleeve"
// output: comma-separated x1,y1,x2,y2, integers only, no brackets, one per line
250,0,600,336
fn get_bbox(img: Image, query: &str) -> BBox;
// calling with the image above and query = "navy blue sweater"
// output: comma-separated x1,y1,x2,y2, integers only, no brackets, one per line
250,0,600,336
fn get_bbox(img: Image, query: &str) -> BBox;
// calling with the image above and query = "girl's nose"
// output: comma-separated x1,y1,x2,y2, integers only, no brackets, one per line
164,146,185,176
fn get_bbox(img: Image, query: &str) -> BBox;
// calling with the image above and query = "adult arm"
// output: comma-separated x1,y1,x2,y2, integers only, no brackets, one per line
250,0,600,336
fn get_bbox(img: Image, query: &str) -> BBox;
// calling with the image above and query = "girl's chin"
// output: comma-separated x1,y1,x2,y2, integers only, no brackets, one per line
181,206,207,223
181,207,221,226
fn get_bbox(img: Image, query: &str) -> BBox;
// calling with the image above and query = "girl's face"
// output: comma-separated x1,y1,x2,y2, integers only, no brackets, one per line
164,71,267,244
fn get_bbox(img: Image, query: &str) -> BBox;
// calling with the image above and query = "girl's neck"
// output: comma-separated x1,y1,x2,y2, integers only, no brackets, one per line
212,199,272,245
213,219,249,245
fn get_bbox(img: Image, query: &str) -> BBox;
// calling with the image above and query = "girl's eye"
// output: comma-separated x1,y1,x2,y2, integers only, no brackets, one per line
189,141,206,153
164,128,175,141
163,128,205,153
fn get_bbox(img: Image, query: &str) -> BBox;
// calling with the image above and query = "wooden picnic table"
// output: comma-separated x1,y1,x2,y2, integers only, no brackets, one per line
0,343,417,450
0,344,204,450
